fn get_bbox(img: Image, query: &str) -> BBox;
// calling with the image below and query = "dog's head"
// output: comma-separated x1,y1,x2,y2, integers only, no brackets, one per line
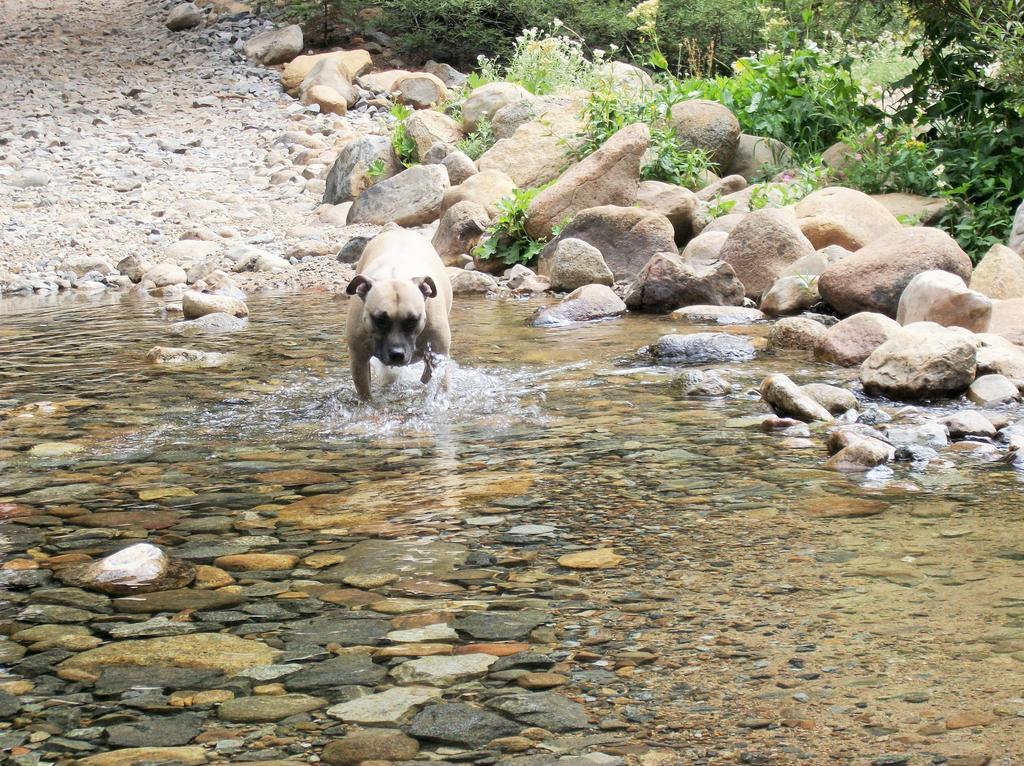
347,275,438,366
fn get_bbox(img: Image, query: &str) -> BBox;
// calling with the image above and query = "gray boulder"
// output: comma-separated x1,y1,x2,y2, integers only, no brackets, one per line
625,251,744,313
347,164,449,227
243,25,303,66
323,136,400,205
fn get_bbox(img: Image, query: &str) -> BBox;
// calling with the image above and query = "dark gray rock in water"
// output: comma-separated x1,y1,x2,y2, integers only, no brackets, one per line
647,333,756,364
452,610,550,641
106,713,204,747
94,667,225,696
486,692,590,732
289,614,391,646
407,702,521,747
284,654,388,691
0,690,22,719
337,236,371,264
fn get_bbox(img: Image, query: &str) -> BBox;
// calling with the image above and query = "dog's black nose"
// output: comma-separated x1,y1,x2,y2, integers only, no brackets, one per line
387,348,407,364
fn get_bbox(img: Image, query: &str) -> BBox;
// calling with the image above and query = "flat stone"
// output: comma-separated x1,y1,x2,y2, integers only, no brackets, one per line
387,623,459,643
453,611,551,641
106,713,204,747
77,747,207,766
112,588,245,613
322,730,420,765
289,614,390,646
486,692,590,731
94,666,225,695
284,654,388,691
327,686,442,724
407,702,521,747
218,693,325,722
390,653,498,686
321,540,467,583
59,634,280,676
557,549,624,570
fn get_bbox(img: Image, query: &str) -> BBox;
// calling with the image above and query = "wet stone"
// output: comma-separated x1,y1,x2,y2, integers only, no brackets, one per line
0,690,22,719
284,654,388,691
94,667,226,695
407,702,522,748
106,713,204,747
453,611,551,641
289,614,391,646
327,686,442,724
112,588,246,613
217,693,326,722
486,692,590,731
320,539,468,583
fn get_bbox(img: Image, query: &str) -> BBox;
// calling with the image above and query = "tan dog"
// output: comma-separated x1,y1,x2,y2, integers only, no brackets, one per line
346,229,453,401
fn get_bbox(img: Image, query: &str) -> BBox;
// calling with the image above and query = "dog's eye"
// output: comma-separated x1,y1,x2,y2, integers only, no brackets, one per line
401,316,420,331
373,314,391,329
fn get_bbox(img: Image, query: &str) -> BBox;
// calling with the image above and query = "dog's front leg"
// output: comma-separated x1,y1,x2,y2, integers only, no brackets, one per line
351,356,372,401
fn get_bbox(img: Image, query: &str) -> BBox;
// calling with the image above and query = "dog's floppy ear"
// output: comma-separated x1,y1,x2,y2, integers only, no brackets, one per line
346,275,373,298
413,276,438,299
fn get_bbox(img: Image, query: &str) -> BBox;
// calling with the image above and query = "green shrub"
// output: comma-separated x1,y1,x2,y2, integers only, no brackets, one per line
457,117,497,160
677,33,880,157
477,26,597,95
656,0,763,76
839,123,943,197
642,130,714,189
389,104,418,166
474,187,552,266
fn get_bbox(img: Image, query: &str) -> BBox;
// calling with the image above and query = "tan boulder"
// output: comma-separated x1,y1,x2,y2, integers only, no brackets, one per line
303,85,348,115
298,58,356,107
988,298,1024,345
442,170,516,218
814,312,901,367
727,134,791,181
395,72,448,109
635,180,699,243
970,243,1024,299
760,275,819,316
243,24,302,65
795,186,902,250
404,109,464,161
462,82,533,132
975,333,1024,378
681,230,729,266
347,164,449,227
767,316,828,351
896,270,992,332
531,284,626,327
537,205,676,281
818,227,973,317
477,104,583,188
545,238,614,292
432,201,490,267
625,252,744,313
357,68,413,93
860,322,977,399
760,373,833,422
718,208,816,299
282,49,370,92
182,291,248,320
668,99,741,170
525,122,648,240
871,192,951,225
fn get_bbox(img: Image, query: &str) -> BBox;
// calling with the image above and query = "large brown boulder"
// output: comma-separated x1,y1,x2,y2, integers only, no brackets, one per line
404,110,464,160
442,170,516,218
477,103,583,188
282,50,370,92
860,322,977,399
635,181,699,244
462,82,533,132
347,164,449,227
624,251,744,313
525,123,648,240
726,134,791,181
298,59,357,109
970,243,1024,299
431,201,489,267
681,230,729,266
243,24,302,65
817,227,973,317
988,298,1024,345
896,270,993,332
531,284,626,327
395,72,448,109
718,208,815,300
668,99,741,170
794,186,902,251
545,238,614,292
537,205,676,281
814,312,901,367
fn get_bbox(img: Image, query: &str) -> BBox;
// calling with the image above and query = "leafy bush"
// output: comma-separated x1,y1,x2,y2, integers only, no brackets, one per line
642,131,714,189
388,104,418,166
677,33,879,158
655,0,763,76
839,123,944,196
457,117,497,160
477,26,597,95
474,187,552,266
